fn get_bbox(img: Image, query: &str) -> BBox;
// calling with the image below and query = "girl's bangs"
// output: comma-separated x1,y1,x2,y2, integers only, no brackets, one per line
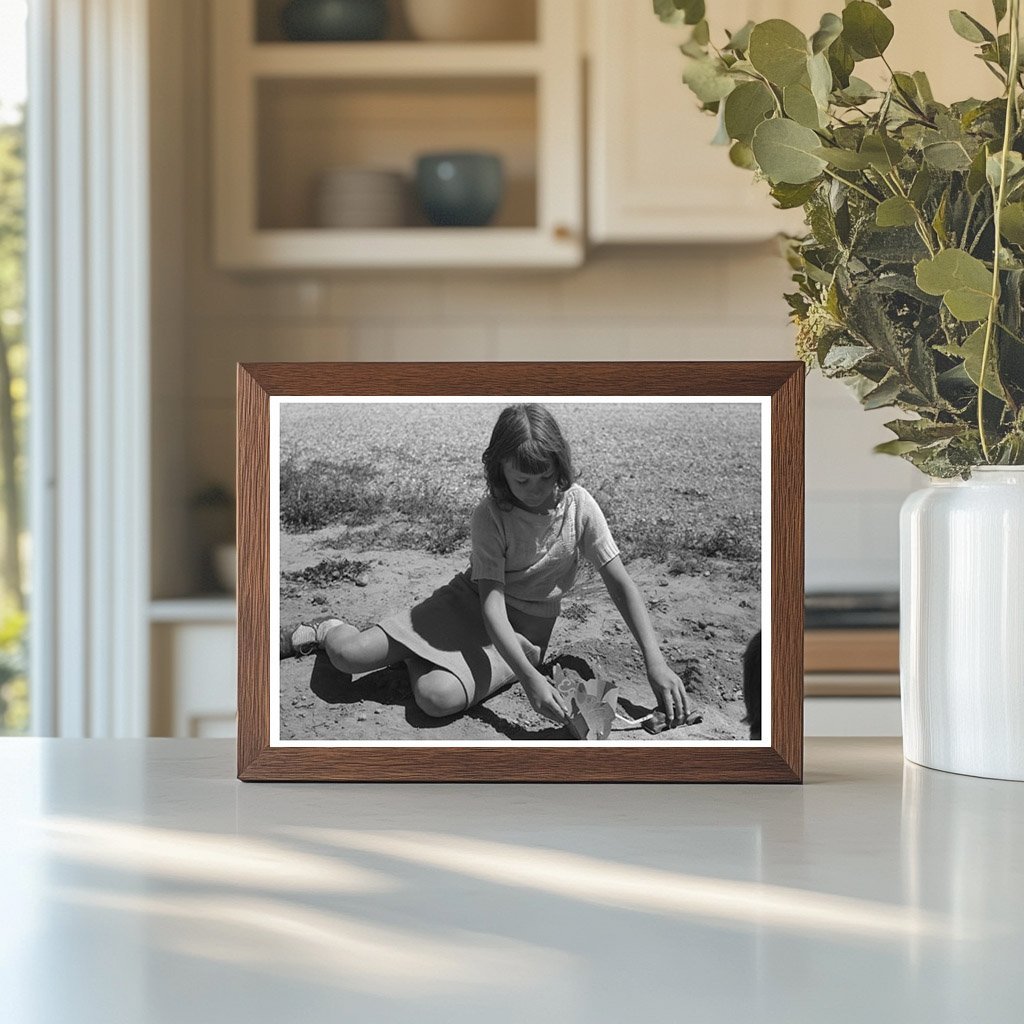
510,441,554,474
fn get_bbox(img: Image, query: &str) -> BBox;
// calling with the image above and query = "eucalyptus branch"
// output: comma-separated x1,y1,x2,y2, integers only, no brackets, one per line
749,68,784,117
997,319,1024,346
962,191,980,249
978,0,1021,461
969,213,994,253
822,167,881,205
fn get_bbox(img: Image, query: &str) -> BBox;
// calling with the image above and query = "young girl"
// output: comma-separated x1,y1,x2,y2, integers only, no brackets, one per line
281,403,690,729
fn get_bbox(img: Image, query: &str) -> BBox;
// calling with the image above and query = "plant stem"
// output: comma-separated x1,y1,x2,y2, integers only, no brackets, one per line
997,319,1024,345
822,167,880,204
884,170,938,255
978,0,1021,462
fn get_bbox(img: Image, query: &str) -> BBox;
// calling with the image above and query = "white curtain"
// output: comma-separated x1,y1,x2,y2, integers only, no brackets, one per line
28,0,150,736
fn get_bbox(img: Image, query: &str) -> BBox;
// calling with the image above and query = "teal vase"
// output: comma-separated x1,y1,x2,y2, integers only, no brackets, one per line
281,0,388,41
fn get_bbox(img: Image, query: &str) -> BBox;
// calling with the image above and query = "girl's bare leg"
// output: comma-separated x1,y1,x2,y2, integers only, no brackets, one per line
323,623,413,675
405,656,470,718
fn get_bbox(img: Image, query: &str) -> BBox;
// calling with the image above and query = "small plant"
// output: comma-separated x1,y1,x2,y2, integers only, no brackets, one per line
659,0,1024,475
552,662,620,740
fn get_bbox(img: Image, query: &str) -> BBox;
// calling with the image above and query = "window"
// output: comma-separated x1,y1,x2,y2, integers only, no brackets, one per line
0,0,28,734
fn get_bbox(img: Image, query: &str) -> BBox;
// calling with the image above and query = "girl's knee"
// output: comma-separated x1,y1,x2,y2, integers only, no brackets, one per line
413,672,467,718
323,627,372,674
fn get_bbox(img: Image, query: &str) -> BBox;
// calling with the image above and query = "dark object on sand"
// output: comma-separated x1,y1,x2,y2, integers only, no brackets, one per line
742,631,761,740
642,709,704,734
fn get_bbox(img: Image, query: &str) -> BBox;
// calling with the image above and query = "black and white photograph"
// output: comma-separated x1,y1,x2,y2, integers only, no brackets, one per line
271,396,769,746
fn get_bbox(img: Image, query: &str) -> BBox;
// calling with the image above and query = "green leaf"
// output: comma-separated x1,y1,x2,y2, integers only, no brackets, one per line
986,150,1024,191
842,1,895,59
967,144,991,194
692,18,710,45
912,71,935,104
770,180,820,209
724,81,775,144
752,118,828,184
653,0,705,26
874,439,922,455
862,374,903,409
810,12,843,54
748,20,809,87
838,76,878,104
876,197,918,228
922,140,973,171
827,35,855,89
884,418,964,443
711,109,731,145
993,0,1008,24
909,164,933,205
813,146,872,170
915,249,994,322
729,140,757,169
932,190,950,247
860,133,904,173
891,72,921,108
724,20,755,53
682,57,736,103
784,80,824,129
1000,204,1024,245
948,10,994,44
940,325,1006,398
808,51,833,110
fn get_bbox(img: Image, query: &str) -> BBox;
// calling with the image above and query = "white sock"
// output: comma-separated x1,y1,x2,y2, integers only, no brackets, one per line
315,619,343,645
290,624,317,651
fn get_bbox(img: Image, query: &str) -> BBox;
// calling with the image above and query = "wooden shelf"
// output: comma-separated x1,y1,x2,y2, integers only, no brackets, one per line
805,629,900,675
217,227,580,270
249,42,544,78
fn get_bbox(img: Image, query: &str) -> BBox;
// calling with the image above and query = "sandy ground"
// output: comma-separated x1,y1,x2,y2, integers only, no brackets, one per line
278,525,761,742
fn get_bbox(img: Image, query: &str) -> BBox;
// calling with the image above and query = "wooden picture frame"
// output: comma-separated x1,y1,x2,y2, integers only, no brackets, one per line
237,362,804,782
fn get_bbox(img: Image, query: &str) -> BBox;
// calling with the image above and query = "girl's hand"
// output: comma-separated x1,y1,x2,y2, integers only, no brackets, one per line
522,676,570,726
647,660,689,727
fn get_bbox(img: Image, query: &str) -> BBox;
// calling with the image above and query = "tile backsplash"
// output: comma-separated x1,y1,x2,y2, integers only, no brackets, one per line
178,246,916,594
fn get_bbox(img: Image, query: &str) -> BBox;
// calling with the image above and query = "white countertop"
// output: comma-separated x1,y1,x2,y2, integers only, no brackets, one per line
1,738,1020,1023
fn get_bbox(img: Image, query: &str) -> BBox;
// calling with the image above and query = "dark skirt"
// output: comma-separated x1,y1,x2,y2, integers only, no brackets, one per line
376,572,556,707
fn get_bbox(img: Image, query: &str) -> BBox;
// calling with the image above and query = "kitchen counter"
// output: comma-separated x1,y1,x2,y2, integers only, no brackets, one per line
1,738,1020,1023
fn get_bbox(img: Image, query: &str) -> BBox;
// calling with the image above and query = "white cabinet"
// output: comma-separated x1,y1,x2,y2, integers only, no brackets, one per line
211,0,583,268
150,601,236,738
587,0,809,243
586,0,998,244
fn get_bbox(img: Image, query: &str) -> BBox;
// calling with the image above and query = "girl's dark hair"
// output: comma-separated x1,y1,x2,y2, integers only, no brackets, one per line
482,404,576,508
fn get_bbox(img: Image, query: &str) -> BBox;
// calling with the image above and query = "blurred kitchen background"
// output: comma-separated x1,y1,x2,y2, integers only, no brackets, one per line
1,0,998,738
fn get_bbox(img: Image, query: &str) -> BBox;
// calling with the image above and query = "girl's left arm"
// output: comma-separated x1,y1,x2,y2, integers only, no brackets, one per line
598,555,689,725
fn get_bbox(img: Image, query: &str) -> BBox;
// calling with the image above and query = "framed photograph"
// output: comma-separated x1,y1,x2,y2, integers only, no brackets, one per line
237,362,803,782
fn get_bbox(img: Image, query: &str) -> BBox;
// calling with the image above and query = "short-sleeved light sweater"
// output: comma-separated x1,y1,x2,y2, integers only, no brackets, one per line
464,483,620,618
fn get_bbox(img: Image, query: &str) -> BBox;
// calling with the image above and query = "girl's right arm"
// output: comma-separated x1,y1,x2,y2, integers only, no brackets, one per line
477,580,569,725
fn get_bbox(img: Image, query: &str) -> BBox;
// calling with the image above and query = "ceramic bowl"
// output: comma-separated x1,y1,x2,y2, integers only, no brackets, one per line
315,168,407,228
281,0,388,42
414,152,504,227
403,0,534,42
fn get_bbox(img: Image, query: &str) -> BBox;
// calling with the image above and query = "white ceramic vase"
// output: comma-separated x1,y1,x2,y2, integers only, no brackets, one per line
900,467,1024,781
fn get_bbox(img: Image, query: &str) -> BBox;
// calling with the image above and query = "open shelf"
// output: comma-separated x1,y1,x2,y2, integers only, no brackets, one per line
256,76,537,232
212,0,581,268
